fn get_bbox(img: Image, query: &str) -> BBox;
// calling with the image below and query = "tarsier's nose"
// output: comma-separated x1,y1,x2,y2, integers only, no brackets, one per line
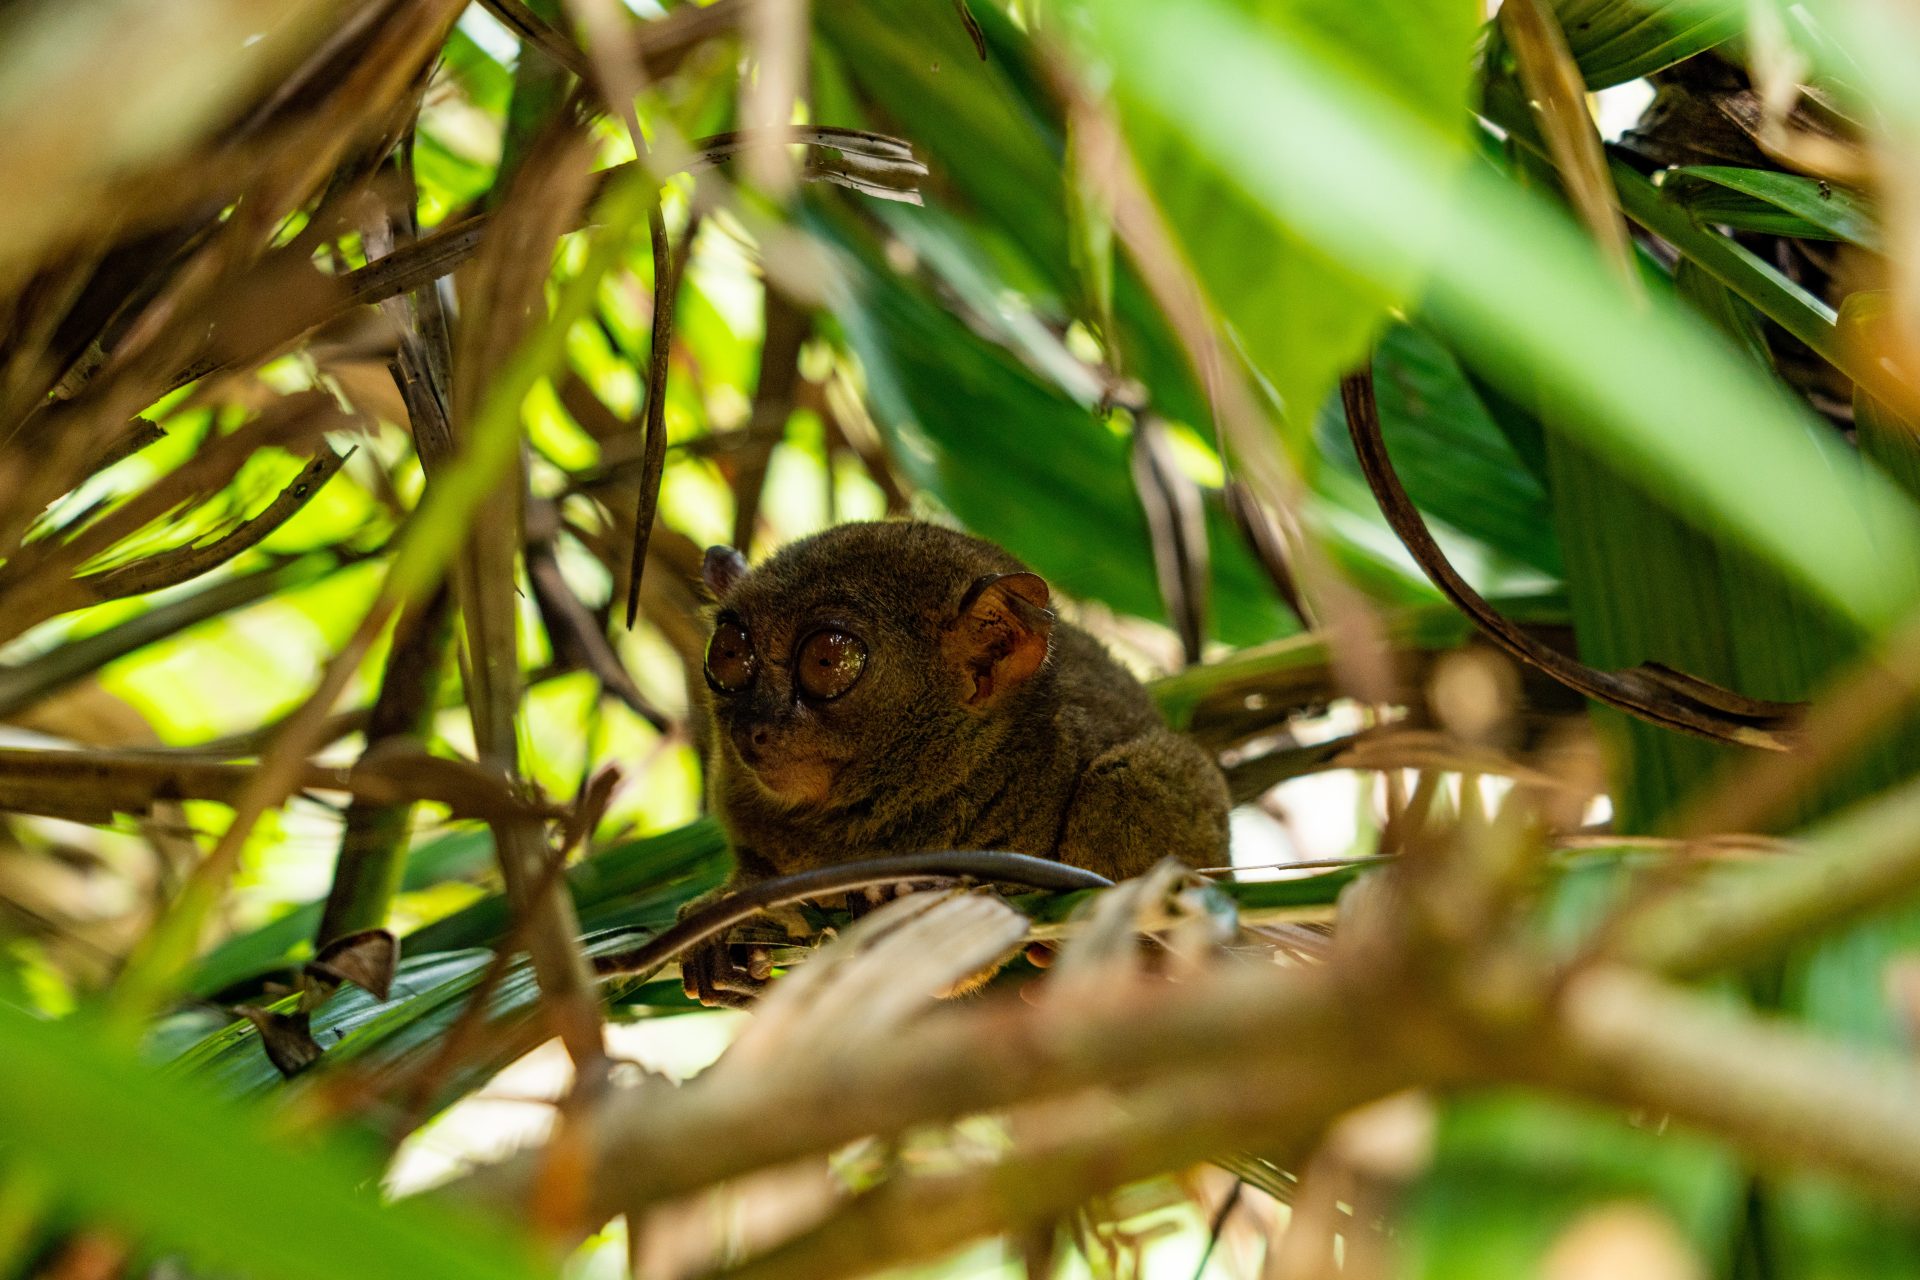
731,722,772,764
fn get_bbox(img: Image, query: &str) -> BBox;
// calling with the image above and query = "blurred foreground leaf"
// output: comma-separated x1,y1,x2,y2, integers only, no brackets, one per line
0,1001,540,1280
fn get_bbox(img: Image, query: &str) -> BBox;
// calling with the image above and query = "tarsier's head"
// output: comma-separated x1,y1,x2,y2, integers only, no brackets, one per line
697,521,1055,811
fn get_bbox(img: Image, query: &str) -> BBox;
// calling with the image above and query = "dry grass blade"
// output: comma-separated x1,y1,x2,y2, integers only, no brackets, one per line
447,114,606,1068
15,0,469,508
1498,0,1638,289
70,447,347,606
0,553,341,721
0,0,352,289
478,0,595,80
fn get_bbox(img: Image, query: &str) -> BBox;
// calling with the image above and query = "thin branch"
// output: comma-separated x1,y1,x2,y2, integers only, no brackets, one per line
1608,770,1920,977
623,206,699,625
0,551,348,720
590,853,1113,981
727,289,808,554
0,743,558,825
315,583,456,946
1130,412,1211,665
448,963,1360,1236
1340,363,1802,749
709,1066,1383,1280
72,447,348,606
524,496,668,728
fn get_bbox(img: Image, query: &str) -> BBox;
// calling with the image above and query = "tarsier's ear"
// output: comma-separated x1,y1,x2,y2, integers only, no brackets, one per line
944,571,1053,708
702,545,749,598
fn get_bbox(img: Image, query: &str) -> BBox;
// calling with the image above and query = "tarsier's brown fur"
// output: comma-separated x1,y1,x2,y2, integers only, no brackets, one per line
685,520,1230,1003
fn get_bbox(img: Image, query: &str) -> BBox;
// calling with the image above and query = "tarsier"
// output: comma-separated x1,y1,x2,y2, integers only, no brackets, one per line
683,520,1231,1005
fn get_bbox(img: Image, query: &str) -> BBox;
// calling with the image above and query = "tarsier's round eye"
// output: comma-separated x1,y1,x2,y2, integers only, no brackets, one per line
704,620,757,693
795,629,868,701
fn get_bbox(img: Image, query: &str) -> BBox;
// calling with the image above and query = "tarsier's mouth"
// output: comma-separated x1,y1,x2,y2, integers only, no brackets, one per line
736,751,840,808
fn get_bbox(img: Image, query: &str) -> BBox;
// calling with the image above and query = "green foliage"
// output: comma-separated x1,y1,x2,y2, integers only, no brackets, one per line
8,0,1920,1277
0,1002,541,1280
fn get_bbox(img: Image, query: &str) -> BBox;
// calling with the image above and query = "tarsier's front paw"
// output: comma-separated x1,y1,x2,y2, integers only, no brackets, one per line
681,937,773,1008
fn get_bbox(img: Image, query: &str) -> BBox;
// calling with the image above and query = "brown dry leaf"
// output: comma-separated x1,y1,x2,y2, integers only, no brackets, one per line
0,0,352,288
4,680,156,747
716,889,1029,1076
323,357,412,427
1041,859,1221,1004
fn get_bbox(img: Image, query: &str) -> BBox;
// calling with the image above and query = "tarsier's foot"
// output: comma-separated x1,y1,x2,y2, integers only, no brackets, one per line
681,938,773,1008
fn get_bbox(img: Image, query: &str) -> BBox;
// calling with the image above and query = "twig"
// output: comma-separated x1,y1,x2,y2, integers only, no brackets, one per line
315,584,455,946
1191,1179,1243,1280
590,853,1113,980
70,448,348,607
0,551,345,720
1340,363,1802,749
0,743,552,825
1607,770,1920,978
1130,412,1211,665
623,195,678,628
726,290,808,554
708,1066,1385,1280
525,498,668,729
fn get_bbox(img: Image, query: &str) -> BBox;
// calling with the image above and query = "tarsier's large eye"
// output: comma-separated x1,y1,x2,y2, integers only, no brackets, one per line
795,629,868,701
704,620,757,693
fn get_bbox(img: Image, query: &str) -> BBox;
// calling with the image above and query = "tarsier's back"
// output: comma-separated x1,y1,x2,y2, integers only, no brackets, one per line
696,520,1230,884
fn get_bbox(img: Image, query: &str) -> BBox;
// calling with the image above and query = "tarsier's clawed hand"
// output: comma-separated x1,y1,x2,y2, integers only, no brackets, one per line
680,936,773,1009
682,883,932,1007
